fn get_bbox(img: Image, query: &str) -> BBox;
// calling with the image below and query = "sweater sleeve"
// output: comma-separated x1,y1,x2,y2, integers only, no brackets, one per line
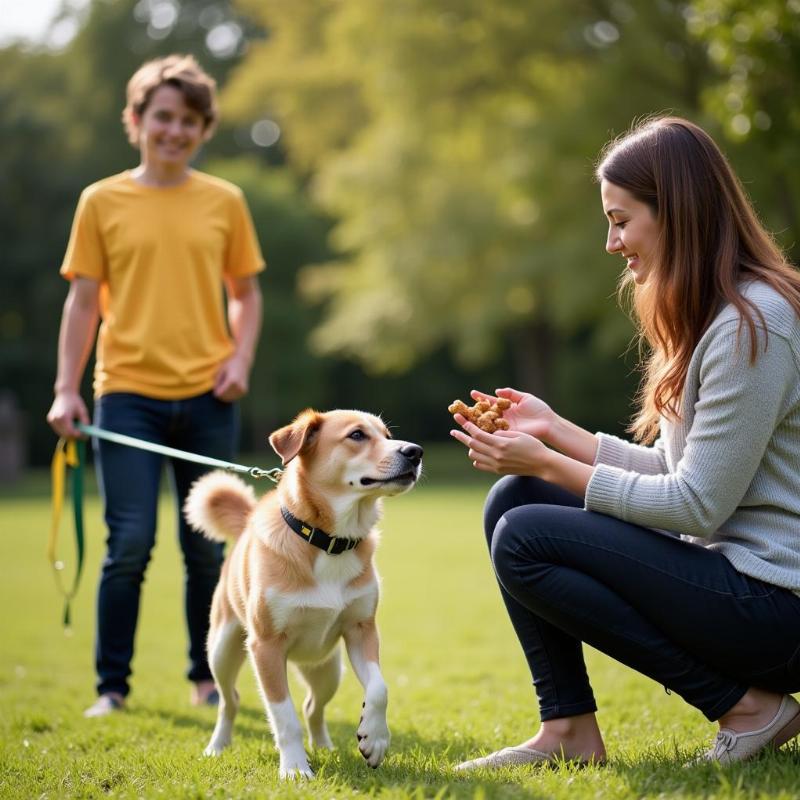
594,432,668,475
585,322,796,537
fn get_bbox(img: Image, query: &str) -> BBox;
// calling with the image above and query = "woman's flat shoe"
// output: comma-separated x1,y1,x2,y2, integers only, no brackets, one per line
701,694,800,764
455,746,596,771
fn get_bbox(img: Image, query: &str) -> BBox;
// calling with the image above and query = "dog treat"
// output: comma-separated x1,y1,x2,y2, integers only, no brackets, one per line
448,397,511,432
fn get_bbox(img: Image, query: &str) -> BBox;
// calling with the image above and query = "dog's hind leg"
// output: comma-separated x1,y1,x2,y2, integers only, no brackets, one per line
248,635,314,779
204,619,246,756
296,648,342,750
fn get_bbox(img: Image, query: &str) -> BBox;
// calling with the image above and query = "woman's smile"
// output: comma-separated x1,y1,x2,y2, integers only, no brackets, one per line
601,179,659,284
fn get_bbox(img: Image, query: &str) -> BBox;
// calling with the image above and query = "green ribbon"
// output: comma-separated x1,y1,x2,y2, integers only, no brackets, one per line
49,438,86,629
49,425,281,629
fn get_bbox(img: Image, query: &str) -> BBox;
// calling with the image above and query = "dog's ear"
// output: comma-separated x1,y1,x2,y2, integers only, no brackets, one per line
268,409,324,466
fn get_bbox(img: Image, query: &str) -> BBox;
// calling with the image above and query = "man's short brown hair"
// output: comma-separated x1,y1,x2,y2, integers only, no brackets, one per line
122,54,218,147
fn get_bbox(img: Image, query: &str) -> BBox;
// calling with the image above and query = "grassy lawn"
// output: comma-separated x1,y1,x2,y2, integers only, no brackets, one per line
1,445,798,798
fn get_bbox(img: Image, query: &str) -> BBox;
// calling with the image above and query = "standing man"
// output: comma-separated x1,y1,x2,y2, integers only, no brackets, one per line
47,54,264,716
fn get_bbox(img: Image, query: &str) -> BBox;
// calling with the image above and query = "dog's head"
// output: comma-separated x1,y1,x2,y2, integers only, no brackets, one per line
268,409,422,499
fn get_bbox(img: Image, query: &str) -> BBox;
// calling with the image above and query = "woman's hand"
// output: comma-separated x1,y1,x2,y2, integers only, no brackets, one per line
451,412,595,497
470,387,556,443
450,413,552,477
469,386,599,465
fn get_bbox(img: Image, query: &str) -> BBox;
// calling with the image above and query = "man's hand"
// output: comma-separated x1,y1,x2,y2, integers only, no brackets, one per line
47,390,90,439
213,355,250,402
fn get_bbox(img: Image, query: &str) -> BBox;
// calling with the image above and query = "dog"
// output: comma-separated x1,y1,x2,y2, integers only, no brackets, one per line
184,409,422,779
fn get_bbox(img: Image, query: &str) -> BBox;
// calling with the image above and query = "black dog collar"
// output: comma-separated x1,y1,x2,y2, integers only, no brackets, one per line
280,506,360,555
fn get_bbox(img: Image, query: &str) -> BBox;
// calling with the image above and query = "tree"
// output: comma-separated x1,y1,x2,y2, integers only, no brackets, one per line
686,0,800,260
0,46,82,465
0,0,284,465
225,0,713,400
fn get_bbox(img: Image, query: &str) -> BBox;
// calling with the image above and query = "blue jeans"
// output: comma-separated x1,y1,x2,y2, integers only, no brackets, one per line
485,476,800,722
92,391,238,698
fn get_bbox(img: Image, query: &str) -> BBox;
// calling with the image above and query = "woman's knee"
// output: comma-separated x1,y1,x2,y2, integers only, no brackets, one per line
484,476,526,544
483,475,557,548
489,504,566,588
489,511,531,587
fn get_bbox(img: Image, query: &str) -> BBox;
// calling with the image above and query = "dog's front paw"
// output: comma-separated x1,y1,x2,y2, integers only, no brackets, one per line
279,763,315,780
203,739,229,757
204,718,234,756
356,708,390,768
279,750,315,780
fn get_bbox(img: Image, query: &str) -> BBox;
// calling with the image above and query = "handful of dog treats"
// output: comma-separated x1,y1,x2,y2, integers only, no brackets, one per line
448,397,512,433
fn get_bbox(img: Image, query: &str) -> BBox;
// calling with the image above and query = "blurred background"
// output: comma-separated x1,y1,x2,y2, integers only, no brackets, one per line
2,0,799,476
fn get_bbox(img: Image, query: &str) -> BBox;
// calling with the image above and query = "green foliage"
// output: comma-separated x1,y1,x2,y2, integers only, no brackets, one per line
0,47,80,451
204,157,337,442
2,478,800,798
6,0,800,467
686,0,799,141
686,0,800,260
0,0,284,465
224,0,711,381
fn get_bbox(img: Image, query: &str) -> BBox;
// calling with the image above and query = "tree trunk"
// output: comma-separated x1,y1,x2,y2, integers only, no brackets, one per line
509,319,555,399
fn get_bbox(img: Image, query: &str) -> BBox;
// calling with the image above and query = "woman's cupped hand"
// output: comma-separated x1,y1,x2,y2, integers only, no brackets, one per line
469,387,556,442
450,412,551,477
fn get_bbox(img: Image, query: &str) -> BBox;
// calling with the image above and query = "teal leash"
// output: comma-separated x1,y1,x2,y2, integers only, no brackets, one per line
50,425,280,630
76,423,283,483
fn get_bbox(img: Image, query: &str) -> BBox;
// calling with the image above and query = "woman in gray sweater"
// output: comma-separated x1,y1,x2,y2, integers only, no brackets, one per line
451,116,800,768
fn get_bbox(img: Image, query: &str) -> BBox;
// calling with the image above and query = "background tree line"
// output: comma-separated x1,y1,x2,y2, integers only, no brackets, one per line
3,0,798,467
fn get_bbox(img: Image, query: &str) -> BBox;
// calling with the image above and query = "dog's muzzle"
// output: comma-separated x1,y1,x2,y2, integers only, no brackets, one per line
360,443,423,486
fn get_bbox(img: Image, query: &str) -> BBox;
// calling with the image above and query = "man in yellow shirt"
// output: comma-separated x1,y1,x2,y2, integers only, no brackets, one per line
47,55,265,717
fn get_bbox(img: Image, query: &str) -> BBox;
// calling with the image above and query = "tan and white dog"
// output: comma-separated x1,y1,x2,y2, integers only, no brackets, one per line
184,409,422,779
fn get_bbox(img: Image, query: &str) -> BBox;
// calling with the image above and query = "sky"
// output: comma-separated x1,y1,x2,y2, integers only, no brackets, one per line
0,0,87,46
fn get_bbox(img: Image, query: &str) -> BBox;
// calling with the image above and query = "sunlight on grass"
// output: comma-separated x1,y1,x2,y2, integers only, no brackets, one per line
1,452,798,798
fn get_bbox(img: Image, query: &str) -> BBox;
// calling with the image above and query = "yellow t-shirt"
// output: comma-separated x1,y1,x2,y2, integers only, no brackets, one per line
61,170,265,399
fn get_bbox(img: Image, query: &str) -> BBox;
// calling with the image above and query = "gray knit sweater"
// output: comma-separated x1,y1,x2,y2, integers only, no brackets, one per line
585,281,800,596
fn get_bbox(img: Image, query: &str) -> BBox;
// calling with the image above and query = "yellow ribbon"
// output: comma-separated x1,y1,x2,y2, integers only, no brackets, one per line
49,437,84,627
48,437,78,567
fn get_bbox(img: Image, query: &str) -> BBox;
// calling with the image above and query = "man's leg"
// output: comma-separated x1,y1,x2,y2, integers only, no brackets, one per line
91,393,165,708
169,392,236,699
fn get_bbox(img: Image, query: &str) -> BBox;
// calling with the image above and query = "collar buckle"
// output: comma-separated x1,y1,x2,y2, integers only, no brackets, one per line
281,505,358,556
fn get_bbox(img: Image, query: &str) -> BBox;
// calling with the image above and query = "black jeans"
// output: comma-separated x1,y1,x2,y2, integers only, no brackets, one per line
485,476,800,722
93,391,237,698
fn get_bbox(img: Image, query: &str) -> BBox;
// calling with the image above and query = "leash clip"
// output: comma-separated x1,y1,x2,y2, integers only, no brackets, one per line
250,466,283,483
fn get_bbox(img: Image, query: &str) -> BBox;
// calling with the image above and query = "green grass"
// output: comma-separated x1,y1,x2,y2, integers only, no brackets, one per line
1,446,798,798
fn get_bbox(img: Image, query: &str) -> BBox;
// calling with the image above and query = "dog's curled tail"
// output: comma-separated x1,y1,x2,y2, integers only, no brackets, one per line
184,471,256,542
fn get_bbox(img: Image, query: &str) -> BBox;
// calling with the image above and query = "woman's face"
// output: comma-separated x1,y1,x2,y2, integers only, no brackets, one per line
601,179,659,285
137,84,206,169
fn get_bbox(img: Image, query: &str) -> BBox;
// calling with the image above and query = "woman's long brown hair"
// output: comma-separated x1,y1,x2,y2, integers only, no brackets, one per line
596,116,800,443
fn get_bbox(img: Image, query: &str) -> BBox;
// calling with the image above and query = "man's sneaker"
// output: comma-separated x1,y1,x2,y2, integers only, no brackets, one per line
83,693,125,718
191,680,219,707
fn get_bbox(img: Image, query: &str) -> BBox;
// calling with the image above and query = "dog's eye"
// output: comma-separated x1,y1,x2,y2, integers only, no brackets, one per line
348,429,367,441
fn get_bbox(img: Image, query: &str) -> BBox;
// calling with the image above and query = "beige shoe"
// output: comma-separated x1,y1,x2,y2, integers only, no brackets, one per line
83,693,125,718
701,694,800,764
455,745,597,771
